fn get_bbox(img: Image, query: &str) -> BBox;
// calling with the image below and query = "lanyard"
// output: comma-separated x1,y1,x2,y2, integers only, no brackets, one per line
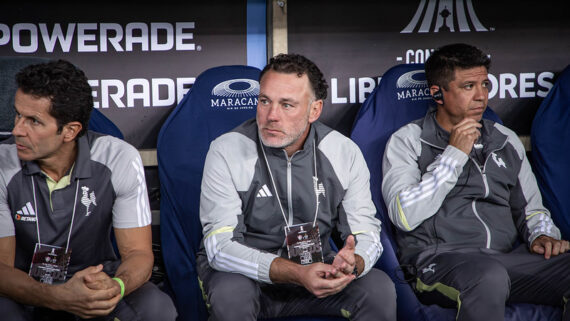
31,175,79,252
259,139,320,231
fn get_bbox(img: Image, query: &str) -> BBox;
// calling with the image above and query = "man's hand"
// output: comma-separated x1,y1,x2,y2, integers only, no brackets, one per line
297,262,355,298
269,257,355,299
84,266,122,293
449,118,482,155
269,236,365,299
50,265,121,318
531,235,570,259
332,235,357,276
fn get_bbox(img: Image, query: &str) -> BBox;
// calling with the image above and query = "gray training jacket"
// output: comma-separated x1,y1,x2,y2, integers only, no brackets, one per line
0,131,151,277
199,119,382,283
382,108,560,264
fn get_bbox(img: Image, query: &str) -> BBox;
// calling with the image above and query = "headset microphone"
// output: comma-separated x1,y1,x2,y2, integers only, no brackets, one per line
432,86,444,103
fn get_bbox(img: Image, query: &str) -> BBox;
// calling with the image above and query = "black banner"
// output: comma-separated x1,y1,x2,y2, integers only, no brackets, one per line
3,1,569,144
1,1,251,148
289,0,570,136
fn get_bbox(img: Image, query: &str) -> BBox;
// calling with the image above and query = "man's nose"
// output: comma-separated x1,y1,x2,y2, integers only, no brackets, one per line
12,116,26,136
266,104,280,121
474,85,488,100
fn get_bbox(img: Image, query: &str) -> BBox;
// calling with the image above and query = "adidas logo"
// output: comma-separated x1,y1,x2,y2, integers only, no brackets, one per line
15,202,37,222
256,184,273,198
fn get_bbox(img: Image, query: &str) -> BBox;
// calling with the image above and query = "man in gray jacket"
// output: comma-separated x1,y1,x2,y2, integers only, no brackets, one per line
0,60,176,320
197,54,396,321
382,43,570,321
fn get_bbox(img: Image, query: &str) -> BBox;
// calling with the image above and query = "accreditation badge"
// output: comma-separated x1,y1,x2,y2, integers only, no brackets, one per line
285,222,323,265
28,243,71,284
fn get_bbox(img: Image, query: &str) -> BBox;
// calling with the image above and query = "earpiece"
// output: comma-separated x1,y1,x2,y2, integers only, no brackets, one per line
432,86,444,103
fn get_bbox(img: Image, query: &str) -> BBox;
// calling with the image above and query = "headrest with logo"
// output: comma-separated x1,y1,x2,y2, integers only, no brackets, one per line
351,64,430,246
159,65,260,183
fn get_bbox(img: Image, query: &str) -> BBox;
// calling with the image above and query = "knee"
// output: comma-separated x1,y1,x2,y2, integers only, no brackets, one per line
0,297,30,321
127,283,178,321
366,269,397,305
355,269,397,320
467,260,510,299
208,273,259,320
142,290,178,321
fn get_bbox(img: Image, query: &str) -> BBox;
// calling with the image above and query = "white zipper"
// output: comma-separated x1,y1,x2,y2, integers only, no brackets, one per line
469,136,508,249
286,157,294,225
472,159,490,198
472,200,491,248
470,158,491,248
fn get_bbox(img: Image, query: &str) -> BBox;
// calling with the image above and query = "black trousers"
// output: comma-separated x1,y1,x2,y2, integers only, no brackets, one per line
413,245,570,321
0,282,177,321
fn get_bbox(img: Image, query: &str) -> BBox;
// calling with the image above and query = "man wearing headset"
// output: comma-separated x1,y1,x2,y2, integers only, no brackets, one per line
382,43,570,321
197,53,396,321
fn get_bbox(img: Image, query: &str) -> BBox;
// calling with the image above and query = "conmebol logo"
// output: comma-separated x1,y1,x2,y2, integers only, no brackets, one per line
211,79,259,97
397,70,428,88
401,0,488,33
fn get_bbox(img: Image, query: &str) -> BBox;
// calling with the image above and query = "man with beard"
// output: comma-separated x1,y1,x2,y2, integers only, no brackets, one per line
197,54,396,321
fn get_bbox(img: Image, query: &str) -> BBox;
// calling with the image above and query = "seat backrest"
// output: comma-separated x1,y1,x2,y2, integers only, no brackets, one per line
157,65,260,321
0,56,122,140
88,108,124,139
157,65,343,321
531,65,570,239
350,63,502,321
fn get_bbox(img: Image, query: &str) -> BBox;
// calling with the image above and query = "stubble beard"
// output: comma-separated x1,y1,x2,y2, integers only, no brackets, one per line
258,120,309,150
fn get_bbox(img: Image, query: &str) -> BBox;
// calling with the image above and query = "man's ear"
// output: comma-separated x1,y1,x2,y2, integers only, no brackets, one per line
62,122,82,142
308,100,323,123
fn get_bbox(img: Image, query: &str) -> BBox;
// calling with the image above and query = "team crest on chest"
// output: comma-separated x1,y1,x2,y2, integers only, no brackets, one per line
81,186,97,216
313,177,326,199
491,152,507,169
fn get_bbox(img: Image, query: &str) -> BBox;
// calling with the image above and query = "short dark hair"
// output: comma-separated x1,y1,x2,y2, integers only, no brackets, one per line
260,53,328,101
425,43,491,90
16,59,93,137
